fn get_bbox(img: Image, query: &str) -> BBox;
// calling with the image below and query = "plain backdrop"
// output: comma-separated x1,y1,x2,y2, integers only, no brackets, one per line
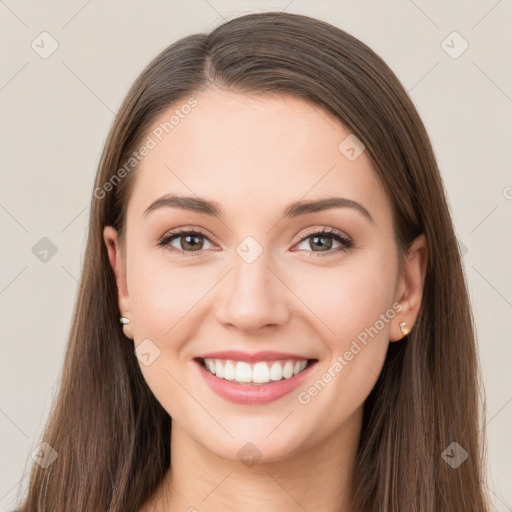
1,1,511,510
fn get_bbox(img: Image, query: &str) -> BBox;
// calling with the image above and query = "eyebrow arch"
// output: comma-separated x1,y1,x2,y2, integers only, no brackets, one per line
143,194,374,223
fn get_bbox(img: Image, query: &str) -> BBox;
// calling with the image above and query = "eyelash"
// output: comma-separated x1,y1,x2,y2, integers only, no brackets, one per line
157,227,353,258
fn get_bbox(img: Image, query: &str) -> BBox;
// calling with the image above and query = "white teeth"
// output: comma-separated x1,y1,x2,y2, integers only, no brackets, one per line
270,361,283,381
234,361,252,383
282,361,294,379
252,362,270,383
202,358,310,384
215,360,224,378
223,360,235,380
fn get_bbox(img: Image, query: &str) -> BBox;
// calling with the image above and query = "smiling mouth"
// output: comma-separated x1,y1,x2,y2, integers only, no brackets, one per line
194,357,318,386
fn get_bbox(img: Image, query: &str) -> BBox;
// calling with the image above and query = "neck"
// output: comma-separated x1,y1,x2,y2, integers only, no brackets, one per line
143,406,362,512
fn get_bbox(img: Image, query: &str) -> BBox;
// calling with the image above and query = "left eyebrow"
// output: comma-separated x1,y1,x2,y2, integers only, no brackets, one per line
143,194,374,223
282,197,374,223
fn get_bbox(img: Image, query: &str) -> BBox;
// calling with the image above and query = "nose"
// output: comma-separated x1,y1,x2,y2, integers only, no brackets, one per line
216,252,291,333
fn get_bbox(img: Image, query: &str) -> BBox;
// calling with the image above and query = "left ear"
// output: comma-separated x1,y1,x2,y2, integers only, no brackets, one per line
390,233,428,341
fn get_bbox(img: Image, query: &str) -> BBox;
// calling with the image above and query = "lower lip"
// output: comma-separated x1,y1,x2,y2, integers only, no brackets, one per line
194,359,318,405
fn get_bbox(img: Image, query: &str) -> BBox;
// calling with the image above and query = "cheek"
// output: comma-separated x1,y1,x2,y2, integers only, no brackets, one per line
127,251,212,341
286,248,398,348
125,254,208,416
290,253,397,434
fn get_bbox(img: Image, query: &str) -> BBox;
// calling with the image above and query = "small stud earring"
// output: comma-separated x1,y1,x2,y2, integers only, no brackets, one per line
399,321,410,336
120,316,131,325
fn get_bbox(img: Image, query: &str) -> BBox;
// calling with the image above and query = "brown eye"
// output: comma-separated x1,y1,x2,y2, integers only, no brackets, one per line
294,228,352,255
176,233,205,251
159,230,215,255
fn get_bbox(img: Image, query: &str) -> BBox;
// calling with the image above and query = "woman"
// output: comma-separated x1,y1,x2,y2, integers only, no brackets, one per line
15,11,491,512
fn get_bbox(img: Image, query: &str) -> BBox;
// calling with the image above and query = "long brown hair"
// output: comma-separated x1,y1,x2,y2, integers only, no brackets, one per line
15,11,491,512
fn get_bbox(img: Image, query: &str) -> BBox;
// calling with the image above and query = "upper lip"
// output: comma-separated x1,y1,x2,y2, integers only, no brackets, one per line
194,350,315,363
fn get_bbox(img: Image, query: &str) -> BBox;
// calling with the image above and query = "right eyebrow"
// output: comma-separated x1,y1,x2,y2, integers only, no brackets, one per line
144,194,222,218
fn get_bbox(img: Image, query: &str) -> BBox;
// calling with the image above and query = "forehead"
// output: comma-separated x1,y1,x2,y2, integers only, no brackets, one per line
126,89,390,224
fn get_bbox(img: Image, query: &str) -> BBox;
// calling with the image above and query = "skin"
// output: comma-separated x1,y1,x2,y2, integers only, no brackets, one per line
104,88,427,512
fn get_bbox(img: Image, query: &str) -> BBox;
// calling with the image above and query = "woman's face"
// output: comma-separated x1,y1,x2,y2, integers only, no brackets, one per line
104,88,424,463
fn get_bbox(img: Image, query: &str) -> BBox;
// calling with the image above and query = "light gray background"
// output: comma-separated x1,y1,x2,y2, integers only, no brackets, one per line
1,1,511,510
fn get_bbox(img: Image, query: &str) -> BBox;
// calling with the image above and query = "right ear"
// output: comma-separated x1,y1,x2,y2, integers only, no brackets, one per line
103,226,133,339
